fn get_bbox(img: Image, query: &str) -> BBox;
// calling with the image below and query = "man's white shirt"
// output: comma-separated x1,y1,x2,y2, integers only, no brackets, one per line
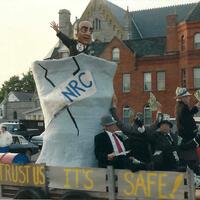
106,131,126,156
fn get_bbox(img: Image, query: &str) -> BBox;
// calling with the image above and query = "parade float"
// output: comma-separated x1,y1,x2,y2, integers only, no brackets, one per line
0,54,197,199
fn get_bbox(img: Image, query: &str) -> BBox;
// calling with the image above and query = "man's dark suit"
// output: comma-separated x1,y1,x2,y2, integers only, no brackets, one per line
94,131,146,171
152,131,180,171
56,32,90,56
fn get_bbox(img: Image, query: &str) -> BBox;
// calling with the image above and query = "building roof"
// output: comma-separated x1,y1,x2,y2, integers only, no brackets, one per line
130,3,197,38
89,41,108,56
23,107,42,115
100,0,198,38
185,1,200,22
104,0,127,26
124,37,166,56
10,91,33,102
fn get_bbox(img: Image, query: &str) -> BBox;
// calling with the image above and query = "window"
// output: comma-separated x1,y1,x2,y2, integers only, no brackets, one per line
194,67,200,88
123,106,133,124
112,48,120,62
181,68,186,87
157,71,165,91
123,74,131,93
194,33,200,49
13,111,17,120
144,106,152,126
144,73,151,91
93,18,101,31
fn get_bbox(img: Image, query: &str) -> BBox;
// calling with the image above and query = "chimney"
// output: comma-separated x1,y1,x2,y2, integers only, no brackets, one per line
59,9,72,38
166,14,178,53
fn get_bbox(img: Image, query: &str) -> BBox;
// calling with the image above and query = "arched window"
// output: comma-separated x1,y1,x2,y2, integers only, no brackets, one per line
93,18,101,31
13,111,17,120
112,48,120,62
194,33,200,49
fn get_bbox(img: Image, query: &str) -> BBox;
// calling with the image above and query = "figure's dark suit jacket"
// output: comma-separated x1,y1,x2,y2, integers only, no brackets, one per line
94,131,126,168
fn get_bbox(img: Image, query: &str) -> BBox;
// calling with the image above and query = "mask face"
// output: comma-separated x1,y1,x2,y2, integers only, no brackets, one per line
77,21,93,45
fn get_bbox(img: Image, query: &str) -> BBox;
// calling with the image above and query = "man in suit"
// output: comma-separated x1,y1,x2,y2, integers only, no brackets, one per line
152,115,180,171
110,94,162,163
94,115,147,172
50,20,93,56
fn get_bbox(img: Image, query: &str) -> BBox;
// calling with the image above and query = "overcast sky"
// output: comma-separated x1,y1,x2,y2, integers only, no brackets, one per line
0,0,199,87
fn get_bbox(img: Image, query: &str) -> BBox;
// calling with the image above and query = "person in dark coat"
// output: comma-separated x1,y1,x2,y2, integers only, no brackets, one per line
175,87,200,174
50,20,93,56
152,115,180,171
110,95,162,163
94,115,147,172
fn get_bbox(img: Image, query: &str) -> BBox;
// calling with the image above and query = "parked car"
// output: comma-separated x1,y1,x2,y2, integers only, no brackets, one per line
30,134,43,149
0,121,43,140
9,134,40,160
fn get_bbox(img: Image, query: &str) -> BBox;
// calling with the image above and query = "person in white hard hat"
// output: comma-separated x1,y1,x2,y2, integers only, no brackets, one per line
175,87,200,174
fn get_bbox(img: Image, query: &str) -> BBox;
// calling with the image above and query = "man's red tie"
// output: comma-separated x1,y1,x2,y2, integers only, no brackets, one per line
112,133,123,153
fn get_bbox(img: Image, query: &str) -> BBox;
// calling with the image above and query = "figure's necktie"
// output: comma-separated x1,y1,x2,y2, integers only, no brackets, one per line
166,134,173,144
112,133,123,153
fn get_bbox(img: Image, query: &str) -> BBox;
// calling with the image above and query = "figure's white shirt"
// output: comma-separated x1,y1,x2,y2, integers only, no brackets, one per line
106,131,126,155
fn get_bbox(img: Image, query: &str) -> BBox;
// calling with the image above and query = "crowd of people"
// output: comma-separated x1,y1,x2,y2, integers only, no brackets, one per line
94,87,200,176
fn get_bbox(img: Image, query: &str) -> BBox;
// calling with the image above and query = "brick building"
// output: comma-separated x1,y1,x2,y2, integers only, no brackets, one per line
48,0,200,124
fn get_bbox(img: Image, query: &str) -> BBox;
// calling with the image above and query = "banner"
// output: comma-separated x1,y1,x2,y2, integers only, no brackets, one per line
42,70,96,123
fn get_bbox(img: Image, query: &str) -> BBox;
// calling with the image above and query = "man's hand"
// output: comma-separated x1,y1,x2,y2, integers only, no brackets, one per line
50,21,60,33
107,152,115,160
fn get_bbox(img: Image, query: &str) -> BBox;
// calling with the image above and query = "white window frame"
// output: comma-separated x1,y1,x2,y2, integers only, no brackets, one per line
123,74,131,93
123,106,131,124
144,73,152,91
193,67,200,88
144,106,152,126
112,48,120,62
194,33,200,49
93,18,101,31
157,71,165,91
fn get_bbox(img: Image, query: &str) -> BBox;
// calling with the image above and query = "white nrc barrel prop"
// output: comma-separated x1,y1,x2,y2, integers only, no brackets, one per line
32,54,116,167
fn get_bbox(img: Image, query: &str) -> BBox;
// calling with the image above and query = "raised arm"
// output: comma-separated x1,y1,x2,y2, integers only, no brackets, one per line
50,21,60,33
110,94,134,135
50,21,74,48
